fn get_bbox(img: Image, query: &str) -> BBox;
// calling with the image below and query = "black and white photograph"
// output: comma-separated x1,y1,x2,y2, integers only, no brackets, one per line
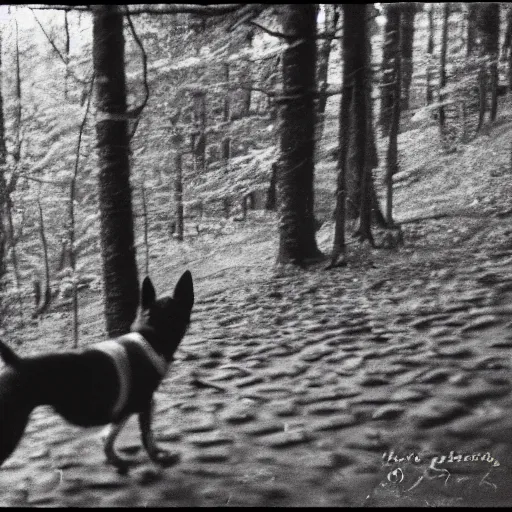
1,2,512,506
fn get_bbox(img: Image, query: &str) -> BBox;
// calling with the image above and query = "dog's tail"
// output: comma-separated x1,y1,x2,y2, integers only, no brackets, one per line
0,343,32,467
0,340,22,368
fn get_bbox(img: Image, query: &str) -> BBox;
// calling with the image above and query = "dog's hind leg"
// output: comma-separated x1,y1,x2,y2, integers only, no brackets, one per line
103,415,132,471
139,401,180,466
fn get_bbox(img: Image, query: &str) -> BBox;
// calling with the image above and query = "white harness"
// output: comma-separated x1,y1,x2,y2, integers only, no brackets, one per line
91,332,168,418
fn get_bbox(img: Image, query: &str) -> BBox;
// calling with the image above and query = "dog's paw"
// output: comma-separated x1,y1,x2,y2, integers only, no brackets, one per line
148,449,180,467
105,451,135,474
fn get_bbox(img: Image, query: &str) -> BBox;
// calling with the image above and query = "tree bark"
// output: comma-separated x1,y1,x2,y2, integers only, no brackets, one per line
276,4,321,264
315,4,339,153
173,143,184,241
351,5,373,246
467,4,478,57
400,3,416,111
380,4,400,136
439,3,449,138
34,194,52,318
505,8,512,91
265,162,277,211
386,4,402,227
0,31,7,283
192,91,206,173
141,170,150,273
426,5,434,105
479,3,500,122
93,5,139,338
64,11,70,99
330,26,352,266
222,62,231,219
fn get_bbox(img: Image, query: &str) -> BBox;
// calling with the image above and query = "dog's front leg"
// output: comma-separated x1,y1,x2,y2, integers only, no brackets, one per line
139,401,180,467
103,415,133,471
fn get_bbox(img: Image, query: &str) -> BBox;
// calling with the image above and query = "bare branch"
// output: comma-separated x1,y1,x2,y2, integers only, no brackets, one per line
248,20,295,40
16,173,65,185
227,4,268,31
30,9,88,85
124,6,150,141
24,4,246,16
23,4,91,12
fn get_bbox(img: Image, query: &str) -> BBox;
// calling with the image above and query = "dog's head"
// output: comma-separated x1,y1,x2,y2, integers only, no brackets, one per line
131,271,194,361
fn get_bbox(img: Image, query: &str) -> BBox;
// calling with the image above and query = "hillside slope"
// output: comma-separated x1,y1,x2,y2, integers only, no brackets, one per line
2,96,512,506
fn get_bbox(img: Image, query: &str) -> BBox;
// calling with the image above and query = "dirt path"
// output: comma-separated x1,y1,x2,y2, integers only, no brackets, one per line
3,116,512,505
2,211,512,505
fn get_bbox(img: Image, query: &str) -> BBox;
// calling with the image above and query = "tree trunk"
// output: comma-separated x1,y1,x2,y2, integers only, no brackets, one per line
315,4,339,153
93,5,139,338
380,4,400,136
223,62,231,122
330,18,353,267
64,11,70,100
34,195,52,318
505,9,512,91
351,5,373,246
221,138,231,218
439,3,449,138
426,5,434,105
0,31,7,283
400,3,416,111
268,56,280,121
386,4,402,227
346,6,383,225
222,63,231,219
174,146,184,241
192,91,206,173
467,4,478,57
141,171,150,273
479,3,500,122
365,15,386,228
240,31,253,117
276,4,321,264
265,162,277,211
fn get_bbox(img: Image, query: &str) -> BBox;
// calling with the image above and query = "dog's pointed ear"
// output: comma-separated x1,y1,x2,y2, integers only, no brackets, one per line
141,276,156,309
174,270,194,310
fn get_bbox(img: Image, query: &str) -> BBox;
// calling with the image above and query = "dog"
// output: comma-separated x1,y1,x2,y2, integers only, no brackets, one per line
0,270,194,472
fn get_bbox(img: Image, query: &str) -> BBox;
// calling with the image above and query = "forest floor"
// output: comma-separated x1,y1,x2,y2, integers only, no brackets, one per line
2,102,512,506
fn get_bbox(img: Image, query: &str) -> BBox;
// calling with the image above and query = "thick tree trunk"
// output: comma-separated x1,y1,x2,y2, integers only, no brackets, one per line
505,9,512,91
467,4,478,57
400,3,416,111
276,4,321,264
93,5,139,338
346,6,384,225
380,4,400,136
351,5,373,246
386,5,402,227
365,16,386,228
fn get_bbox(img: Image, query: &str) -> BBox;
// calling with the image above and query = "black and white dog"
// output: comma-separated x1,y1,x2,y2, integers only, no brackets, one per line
0,271,194,471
